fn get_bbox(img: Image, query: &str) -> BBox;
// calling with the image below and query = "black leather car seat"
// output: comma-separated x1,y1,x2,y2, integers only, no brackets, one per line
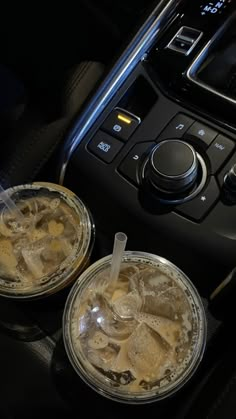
0,61,104,188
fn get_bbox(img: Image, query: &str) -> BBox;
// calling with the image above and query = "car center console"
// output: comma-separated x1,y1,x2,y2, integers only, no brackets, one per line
54,3,236,415
61,0,236,287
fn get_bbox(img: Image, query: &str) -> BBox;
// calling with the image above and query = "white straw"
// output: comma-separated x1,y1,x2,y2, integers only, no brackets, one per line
109,232,127,283
0,184,23,219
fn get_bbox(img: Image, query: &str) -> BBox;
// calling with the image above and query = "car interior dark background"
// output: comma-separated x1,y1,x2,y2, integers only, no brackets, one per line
1,0,236,417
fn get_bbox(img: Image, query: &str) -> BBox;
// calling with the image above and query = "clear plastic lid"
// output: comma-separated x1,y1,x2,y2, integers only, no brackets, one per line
0,182,95,299
63,251,207,404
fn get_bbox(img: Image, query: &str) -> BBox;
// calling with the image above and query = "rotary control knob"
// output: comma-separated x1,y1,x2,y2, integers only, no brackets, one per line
147,140,199,196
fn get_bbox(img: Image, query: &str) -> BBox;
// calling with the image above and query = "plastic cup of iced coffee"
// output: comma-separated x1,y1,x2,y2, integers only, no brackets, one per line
0,182,95,299
63,251,207,404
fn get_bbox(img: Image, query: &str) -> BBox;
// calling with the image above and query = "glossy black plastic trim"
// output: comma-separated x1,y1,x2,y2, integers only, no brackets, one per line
58,0,183,184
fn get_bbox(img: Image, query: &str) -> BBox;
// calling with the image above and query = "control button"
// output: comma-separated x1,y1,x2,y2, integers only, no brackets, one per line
178,177,220,221
102,108,141,141
119,142,155,185
167,26,203,56
207,135,235,174
158,114,194,141
169,38,193,55
184,121,218,148
177,27,203,43
87,131,123,163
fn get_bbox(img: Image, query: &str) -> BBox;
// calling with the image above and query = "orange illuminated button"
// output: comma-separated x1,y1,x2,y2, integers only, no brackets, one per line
102,108,141,141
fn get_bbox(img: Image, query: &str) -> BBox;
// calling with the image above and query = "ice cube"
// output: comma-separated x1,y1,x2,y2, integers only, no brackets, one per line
59,238,73,257
111,339,133,372
40,238,71,269
22,247,45,279
142,280,190,320
142,295,176,320
49,198,60,211
112,290,142,319
119,264,140,279
90,294,136,340
88,343,120,370
0,220,14,237
48,220,64,237
88,331,109,349
135,267,160,285
127,323,168,379
136,312,182,349
0,239,18,278
104,274,129,301
28,228,47,242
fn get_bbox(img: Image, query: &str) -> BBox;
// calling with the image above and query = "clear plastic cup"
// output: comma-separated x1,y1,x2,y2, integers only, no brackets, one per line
0,182,95,299
63,251,207,404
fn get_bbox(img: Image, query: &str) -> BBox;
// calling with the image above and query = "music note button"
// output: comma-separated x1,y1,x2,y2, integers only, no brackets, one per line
157,114,194,142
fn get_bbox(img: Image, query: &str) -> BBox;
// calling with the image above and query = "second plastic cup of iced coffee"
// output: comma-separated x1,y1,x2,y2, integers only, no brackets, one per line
63,237,207,404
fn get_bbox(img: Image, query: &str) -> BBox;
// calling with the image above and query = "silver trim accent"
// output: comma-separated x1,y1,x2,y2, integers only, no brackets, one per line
58,0,181,185
167,26,203,56
224,164,236,191
187,13,236,105
176,34,195,43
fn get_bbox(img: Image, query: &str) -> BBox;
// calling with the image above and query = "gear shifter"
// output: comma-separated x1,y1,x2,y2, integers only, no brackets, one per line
198,39,236,100
193,14,236,103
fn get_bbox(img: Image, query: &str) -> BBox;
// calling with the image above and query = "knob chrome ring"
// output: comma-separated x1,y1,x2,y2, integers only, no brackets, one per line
141,152,207,205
